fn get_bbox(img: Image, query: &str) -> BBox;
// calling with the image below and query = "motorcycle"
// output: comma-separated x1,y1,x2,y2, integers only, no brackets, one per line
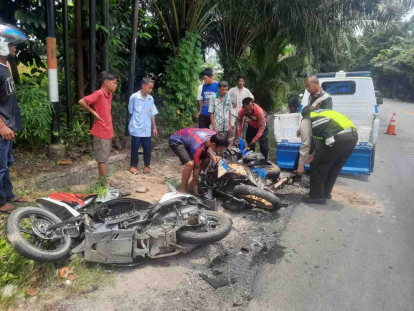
5,186,232,264
197,157,283,213
224,138,281,182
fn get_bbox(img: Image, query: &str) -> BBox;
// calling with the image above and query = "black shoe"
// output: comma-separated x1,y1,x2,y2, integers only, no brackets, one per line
302,195,327,205
325,194,332,200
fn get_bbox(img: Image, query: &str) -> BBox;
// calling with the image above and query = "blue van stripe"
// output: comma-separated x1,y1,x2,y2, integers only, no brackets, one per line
375,105,378,113
298,105,303,113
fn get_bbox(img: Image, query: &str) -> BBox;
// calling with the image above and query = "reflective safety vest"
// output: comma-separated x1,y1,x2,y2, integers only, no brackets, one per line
308,109,355,142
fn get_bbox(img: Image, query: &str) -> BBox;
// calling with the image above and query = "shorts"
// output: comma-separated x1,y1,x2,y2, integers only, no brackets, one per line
93,137,112,163
169,141,208,165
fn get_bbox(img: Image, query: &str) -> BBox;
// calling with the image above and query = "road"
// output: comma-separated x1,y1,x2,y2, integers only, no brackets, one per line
248,99,414,311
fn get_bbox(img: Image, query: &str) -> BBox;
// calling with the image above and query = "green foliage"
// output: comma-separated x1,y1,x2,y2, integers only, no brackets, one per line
15,73,54,148
111,101,128,149
158,32,202,135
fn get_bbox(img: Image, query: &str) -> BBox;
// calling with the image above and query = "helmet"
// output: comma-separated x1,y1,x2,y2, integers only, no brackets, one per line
0,24,28,57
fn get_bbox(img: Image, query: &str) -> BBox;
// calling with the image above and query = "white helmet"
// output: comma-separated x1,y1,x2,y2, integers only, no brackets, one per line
0,37,9,57
0,24,27,57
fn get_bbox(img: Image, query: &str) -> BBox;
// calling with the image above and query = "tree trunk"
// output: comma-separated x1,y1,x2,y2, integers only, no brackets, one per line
75,0,84,100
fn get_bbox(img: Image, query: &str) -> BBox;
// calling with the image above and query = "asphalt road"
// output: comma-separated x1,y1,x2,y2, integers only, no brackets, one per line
248,99,414,311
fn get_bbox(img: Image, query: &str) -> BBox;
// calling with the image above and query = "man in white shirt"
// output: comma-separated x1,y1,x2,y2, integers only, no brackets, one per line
228,75,254,141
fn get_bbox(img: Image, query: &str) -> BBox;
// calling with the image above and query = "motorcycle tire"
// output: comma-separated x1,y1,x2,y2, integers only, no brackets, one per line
233,185,282,211
6,207,73,263
177,211,232,245
266,164,281,181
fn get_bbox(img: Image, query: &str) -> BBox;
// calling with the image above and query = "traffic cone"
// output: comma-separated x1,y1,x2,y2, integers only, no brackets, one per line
385,113,397,135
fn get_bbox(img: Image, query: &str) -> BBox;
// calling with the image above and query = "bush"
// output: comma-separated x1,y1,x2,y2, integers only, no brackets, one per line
158,32,203,136
15,73,54,149
111,101,128,149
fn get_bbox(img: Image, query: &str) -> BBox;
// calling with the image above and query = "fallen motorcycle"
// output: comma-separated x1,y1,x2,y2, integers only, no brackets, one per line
6,186,232,264
197,158,282,212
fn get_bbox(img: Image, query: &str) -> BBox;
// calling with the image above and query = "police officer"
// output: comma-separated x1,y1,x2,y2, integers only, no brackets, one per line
298,106,358,205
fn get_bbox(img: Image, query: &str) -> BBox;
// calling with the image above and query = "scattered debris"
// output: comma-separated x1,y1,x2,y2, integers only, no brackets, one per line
26,287,39,297
199,274,237,289
2,284,18,298
240,247,250,253
135,187,150,193
80,285,99,295
65,280,72,286
57,160,73,165
57,267,69,278
233,301,244,307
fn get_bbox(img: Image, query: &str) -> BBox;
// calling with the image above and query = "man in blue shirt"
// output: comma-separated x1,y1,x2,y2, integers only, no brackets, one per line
128,77,158,175
197,68,218,128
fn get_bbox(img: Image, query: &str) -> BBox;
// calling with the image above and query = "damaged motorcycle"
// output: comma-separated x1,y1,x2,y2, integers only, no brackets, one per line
5,186,232,264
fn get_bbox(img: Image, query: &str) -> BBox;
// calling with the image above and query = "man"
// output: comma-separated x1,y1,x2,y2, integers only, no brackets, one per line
128,77,158,175
209,81,232,136
305,75,333,109
228,75,254,140
234,97,269,160
299,106,358,205
0,38,24,213
197,68,218,128
79,71,118,182
169,129,229,194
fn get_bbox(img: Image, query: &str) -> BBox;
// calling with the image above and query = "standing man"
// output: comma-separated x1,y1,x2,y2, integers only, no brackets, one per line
0,39,24,213
305,75,333,109
79,71,118,182
209,81,232,136
197,68,218,128
228,75,254,140
299,106,358,205
169,129,228,195
128,77,158,175
234,97,269,160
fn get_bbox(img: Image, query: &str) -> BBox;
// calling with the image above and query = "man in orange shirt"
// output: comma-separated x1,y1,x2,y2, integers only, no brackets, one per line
78,71,117,182
234,97,269,160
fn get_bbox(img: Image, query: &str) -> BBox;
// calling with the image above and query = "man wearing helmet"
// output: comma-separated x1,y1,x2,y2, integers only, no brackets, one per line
0,35,24,213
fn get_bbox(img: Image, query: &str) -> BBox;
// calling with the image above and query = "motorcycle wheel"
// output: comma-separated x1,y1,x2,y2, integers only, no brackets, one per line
6,207,73,263
177,211,232,245
266,164,281,181
233,185,282,211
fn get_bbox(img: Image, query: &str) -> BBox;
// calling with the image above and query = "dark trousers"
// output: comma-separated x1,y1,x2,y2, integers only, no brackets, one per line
246,126,269,160
130,136,152,168
310,131,358,198
198,114,211,128
0,138,15,207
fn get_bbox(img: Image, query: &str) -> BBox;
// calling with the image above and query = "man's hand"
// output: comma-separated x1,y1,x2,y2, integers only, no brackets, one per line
0,125,15,140
213,127,218,133
233,138,239,146
304,154,314,165
232,102,236,109
92,111,104,122
296,129,301,138
297,165,305,176
250,138,257,145
212,155,221,163
196,112,200,119
153,128,158,137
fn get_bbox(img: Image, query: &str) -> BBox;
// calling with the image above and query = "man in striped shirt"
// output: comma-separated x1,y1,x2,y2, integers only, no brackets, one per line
234,97,269,160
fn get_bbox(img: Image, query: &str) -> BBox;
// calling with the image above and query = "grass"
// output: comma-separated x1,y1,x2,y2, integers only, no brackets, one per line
163,176,181,189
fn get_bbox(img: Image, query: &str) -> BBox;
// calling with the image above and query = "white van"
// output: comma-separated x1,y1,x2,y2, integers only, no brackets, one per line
274,71,379,175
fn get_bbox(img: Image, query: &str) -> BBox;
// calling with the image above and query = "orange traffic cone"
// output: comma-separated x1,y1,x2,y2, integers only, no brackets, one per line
385,113,397,135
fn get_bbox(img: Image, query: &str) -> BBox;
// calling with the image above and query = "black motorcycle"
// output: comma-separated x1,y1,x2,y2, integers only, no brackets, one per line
198,158,282,213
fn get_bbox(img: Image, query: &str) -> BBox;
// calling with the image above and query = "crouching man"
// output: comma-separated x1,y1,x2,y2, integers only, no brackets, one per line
169,128,229,194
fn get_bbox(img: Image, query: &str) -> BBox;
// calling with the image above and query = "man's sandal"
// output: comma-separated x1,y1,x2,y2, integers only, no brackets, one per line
143,167,150,174
129,167,139,175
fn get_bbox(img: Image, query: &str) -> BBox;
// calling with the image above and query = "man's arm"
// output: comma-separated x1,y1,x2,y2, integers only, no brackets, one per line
297,118,313,175
0,118,14,140
78,98,104,121
151,115,158,136
209,99,217,132
228,111,232,131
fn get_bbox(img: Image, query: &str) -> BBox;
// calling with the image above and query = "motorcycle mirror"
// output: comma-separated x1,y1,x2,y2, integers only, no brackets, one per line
166,183,177,193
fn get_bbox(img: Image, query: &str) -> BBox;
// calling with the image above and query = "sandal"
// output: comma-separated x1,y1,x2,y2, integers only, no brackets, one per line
143,167,151,174
129,167,139,175
0,203,18,214
9,197,28,203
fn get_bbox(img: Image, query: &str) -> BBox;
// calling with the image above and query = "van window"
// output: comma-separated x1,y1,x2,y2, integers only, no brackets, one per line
321,81,356,95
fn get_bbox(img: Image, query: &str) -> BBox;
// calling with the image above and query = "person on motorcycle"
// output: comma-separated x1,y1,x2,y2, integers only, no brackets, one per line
233,97,269,160
169,129,229,195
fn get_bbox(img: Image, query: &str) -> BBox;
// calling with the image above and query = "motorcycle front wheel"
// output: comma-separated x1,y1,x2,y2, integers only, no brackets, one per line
233,184,282,211
177,211,232,245
6,207,73,263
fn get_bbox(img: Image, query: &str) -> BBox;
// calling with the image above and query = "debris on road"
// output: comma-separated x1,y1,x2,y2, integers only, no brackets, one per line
135,186,150,193
199,273,237,289
80,285,99,295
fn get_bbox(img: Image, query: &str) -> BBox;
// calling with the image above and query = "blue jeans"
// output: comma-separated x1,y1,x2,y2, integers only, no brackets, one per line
130,136,152,168
0,138,15,207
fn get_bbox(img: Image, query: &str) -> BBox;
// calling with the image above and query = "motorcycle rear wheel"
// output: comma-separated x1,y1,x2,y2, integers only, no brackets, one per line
177,211,232,245
233,185,282,211
6,207,73,263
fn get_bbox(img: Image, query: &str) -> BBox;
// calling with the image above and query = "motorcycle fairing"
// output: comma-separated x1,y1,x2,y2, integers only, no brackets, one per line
218,159,248,178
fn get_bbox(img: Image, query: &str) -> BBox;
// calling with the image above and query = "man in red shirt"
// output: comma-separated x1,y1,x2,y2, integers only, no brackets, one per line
78,71,117,181
234,97,269,160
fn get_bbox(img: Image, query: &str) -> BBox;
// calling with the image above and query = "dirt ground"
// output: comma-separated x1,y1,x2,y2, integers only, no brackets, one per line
8,156,382,311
